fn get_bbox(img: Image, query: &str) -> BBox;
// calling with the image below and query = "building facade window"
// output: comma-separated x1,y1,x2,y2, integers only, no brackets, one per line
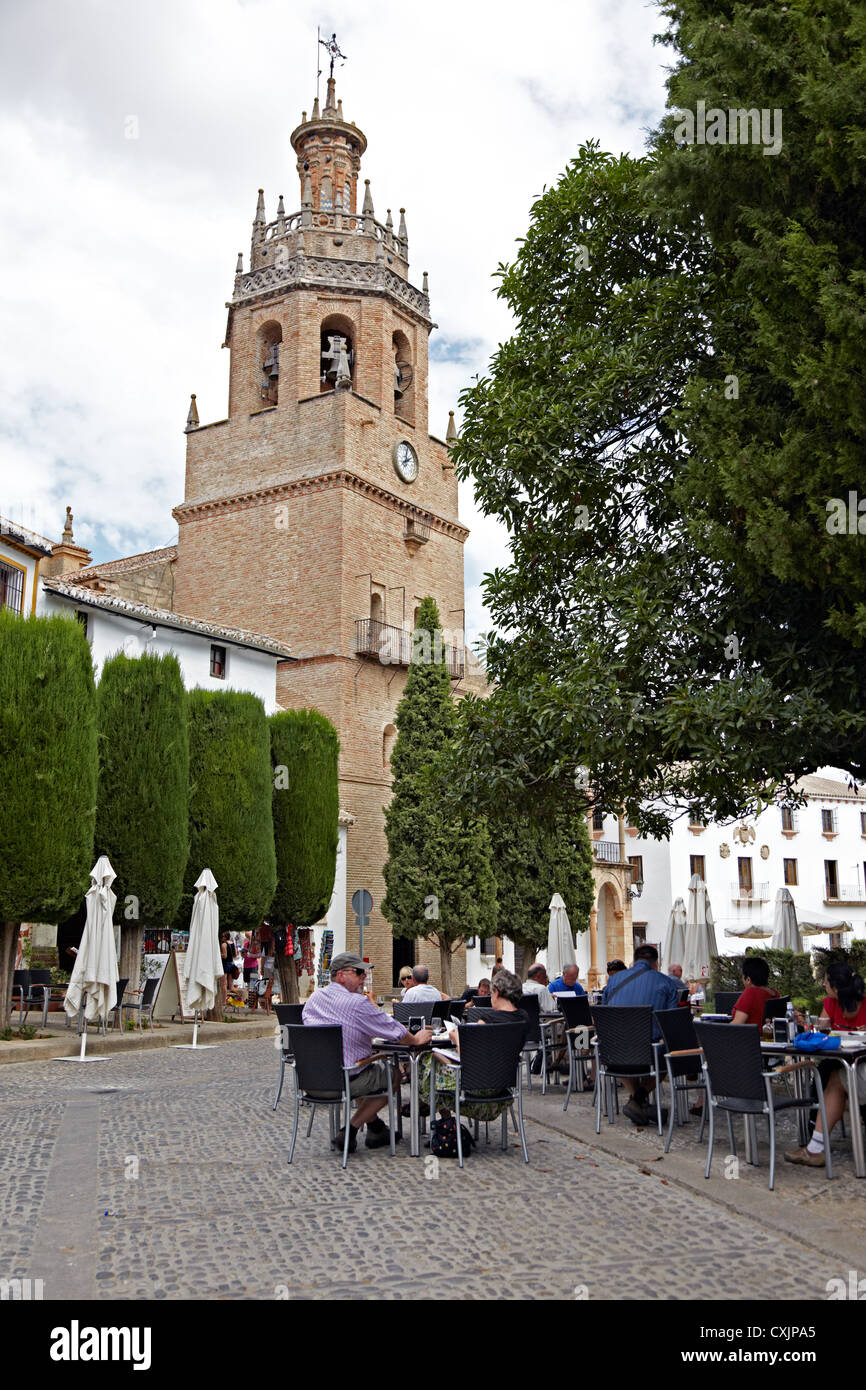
822,808,838,834
825,860,839,899
210,645,227,679
592,807,604,831
783,858,798,886
690,854,706,880
861,811,866,835
0,559,25,614
738,857,753,893
76,610,89,641
628,855,644,886
781,806,797,832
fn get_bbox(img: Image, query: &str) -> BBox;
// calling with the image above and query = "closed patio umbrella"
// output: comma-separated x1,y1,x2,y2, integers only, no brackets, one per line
770,887,801,951
176,868,221,1050
60,856,119,1062
683,874,717,982
546,893,576,982
723,922,773,939
797,910,851,939
662,897,687,973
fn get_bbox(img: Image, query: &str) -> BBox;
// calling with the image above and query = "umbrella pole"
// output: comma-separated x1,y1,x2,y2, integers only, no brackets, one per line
192,1014,199,1048
172,1007,217,1049
80,1028,87,1061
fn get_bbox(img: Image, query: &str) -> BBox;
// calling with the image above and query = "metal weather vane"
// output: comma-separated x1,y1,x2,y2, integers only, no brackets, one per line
318,29,347,81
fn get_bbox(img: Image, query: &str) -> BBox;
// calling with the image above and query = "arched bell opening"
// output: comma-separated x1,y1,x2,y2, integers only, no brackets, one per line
320,313,356,392
257,320,282,406
392,330,414,425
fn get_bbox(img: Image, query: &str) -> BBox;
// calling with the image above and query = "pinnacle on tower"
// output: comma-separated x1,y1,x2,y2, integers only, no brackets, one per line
311,95,320,118
422,271,429,294
254,189,266,223
446,411,459,443
236,252,243,274
277,194,285,217
185,394,200,433
385,208,393,235
362,179,374,215
398,208,408,248
337,99,344,120
324,76,337,116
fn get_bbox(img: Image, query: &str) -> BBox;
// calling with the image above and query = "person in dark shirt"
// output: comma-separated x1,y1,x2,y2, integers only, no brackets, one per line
461,977,491,1002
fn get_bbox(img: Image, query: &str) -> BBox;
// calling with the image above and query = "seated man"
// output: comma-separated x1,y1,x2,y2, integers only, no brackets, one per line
523,964,560,1014
461,977,490,1002
402,964,443,1003
600,944,680,1126
548,963,586,998
303,952,432,1152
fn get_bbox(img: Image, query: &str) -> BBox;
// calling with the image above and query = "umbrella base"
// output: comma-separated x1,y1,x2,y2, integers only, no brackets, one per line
55,1056,113,1063
171,1044,218,1049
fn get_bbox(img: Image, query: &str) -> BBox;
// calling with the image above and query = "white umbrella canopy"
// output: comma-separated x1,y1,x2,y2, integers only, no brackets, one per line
797,909,851,938
683,874,718,981
662,897,687,973
182,869,222,1014
770,887,801,951
547,893,576,982
64,856,119,1023
723,922,773,939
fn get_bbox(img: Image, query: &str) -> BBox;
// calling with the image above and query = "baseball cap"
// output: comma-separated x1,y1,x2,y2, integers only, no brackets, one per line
330,952,367,974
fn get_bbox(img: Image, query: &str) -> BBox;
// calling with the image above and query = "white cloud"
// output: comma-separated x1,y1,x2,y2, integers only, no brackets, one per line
0,0,668,631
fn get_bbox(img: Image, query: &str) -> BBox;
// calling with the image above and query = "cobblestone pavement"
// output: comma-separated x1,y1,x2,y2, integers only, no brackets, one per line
0,1038,863,1301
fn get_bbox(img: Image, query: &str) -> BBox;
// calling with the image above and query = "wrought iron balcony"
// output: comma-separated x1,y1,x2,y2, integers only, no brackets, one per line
594,840,626,864
824,883,866,904
354,618,464,679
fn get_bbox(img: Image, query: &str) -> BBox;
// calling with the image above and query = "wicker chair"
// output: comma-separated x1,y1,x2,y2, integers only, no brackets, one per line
285,1025,396,1169
711,991,740,1016
694,1021,832,1190
590,1006,664,1134
392,1000,436,1027
558,994,593,1110
654,1007,707,1152
430,1021,529,1168
272,1003,305,1111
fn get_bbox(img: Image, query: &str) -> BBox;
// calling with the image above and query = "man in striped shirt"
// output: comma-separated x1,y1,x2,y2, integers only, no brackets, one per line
303,952,432,1151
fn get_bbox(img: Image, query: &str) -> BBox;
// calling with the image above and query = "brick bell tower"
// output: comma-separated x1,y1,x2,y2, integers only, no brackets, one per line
173,72,469,989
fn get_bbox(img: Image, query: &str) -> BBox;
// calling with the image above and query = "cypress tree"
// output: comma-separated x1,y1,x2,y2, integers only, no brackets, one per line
96,651,190,989
0,612,97,1027
487,808,594,976
382,596,497,995
180,689,276,948
270,708,340,1005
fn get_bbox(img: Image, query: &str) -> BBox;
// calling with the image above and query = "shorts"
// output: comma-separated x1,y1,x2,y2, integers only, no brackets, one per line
243,967,254,984
307,1060,391,1101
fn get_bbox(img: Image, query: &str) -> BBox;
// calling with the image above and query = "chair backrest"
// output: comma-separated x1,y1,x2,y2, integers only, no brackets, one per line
590,1006,655,1069
29,970,52,987
763,995,789,1021
12,970,30,991
114,977,129,1005
712,991,740,1016
557,994,592,1029
519,992,542,1044
457,1022,525,1094
142,977,160,1007
444,999,467,1021
471,995,492,1008
654,1008,700,1076
289,1024,345,1093
694,1021,766,1102
274,1003,305,1026
393,1000,435,1026
431,1000,453,1021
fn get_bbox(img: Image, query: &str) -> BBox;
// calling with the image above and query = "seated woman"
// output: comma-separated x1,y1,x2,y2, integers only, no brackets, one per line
419,967,528,1122
731,956,779,1025
786,963,866,1167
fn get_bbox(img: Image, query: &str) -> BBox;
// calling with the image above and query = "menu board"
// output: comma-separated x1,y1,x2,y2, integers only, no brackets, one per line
151,950,195,1021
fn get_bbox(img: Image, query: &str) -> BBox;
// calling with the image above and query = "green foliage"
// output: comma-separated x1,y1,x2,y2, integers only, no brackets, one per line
0,612,97,922
180,690,277,933
710,949,824,1013
487,808,594,954
811,942,866,986
96,651,189,926
270,709,339,926
448,1,866,832
383,598,497,968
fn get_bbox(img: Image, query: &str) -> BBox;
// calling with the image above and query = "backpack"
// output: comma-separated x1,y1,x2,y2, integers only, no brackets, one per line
430,1116,475,1159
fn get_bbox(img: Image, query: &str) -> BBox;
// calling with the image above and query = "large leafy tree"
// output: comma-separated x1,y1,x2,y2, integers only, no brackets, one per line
269,708,340,1006
382,597,497,995
96,651,189,989
487,808,594,976
181,690,276,1014
449,1,866,834
0,612,97,1027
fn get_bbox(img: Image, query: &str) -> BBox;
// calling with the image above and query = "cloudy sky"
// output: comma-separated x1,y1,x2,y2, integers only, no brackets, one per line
0,0,669,644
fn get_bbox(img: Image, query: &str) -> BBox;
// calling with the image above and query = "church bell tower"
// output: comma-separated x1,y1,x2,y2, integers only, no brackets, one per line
173,70,469,988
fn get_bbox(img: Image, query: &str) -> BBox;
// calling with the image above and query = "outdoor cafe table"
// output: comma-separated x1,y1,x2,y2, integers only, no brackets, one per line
760,1038,866,1177
372,1037,432,1157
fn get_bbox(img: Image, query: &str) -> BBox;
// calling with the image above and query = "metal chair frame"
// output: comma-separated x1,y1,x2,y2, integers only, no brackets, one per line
121,976,159,1033
695,1021,833,1190
272,1003,305,1110
591,1006,664,1136
654,1008,708,1152
285,1025,397,1170
430,1023,529,1168
558,995,594,1111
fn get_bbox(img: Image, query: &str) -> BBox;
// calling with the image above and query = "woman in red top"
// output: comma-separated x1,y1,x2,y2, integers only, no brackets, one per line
786,963,866,1168
731,957,779,1026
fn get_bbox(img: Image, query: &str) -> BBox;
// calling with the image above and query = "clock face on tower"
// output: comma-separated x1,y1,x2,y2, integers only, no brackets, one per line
393,440,419,484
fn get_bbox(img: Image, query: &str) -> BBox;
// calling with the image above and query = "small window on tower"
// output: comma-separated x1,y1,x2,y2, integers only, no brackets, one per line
257,320,282,407
320,315,355,392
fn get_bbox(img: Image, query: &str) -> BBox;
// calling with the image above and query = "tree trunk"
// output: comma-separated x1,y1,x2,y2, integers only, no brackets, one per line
515,944,537,981
119,922,143,994
439,939,454,997
0,922,19,1031
276,953,299,1005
